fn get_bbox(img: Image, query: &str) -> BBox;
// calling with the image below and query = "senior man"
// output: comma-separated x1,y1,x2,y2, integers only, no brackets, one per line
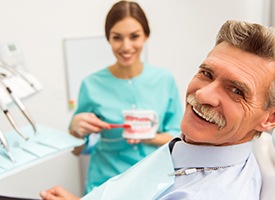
41,19,275,200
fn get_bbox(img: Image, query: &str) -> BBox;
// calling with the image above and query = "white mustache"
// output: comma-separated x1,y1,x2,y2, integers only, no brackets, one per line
187,94,226,129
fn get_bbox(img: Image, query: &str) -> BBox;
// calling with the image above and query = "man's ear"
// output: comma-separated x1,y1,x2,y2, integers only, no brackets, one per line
255,108,275,132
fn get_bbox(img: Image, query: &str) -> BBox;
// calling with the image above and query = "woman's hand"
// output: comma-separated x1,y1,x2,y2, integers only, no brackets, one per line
126,138,141,144
70,113,110,138
69,113,111,155
126,133,173,146
40,186,80,200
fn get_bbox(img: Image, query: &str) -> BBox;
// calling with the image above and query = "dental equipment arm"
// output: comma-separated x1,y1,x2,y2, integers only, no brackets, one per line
0,127,8,151
0,59,39,91
0,127,15,163
0,97,29,140
5,86,37,133
0,72,37,134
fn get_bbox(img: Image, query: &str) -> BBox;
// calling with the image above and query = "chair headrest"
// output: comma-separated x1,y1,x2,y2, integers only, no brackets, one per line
272,128,275,147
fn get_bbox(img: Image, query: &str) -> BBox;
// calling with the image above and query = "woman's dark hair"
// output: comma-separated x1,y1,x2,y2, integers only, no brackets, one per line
105,1,150,40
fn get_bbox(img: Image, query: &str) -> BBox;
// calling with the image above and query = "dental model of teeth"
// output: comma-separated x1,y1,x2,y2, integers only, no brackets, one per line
124,116,152,132
122,110,159,139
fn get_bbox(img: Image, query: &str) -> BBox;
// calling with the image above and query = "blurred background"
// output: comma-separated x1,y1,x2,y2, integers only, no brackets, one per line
0,0,273,133
0,0,273,198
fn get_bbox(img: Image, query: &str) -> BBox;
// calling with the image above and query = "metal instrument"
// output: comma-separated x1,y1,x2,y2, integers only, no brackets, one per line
0,72,37,135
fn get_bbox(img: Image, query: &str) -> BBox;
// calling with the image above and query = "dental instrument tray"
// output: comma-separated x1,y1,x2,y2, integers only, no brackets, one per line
0,124,84,179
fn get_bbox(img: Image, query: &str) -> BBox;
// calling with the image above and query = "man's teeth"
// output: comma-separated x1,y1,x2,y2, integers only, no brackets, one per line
193,107,214,123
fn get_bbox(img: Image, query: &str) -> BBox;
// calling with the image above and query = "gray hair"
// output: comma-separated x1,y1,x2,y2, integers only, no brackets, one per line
216,20,275,109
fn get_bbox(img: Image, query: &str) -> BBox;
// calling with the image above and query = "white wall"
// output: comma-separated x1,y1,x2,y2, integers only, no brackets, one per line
0,0,272,197
0,0,270,132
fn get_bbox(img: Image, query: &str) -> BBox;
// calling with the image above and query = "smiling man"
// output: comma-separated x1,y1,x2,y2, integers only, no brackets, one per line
41,20,275,200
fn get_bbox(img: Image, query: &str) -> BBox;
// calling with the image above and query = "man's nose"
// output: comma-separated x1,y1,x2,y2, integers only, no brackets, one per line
195,82,220,107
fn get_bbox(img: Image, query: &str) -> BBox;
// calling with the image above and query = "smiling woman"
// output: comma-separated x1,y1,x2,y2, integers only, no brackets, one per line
46,0,183,196
108,17,147,78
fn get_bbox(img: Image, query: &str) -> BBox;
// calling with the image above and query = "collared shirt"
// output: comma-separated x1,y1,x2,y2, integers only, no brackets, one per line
157,136,262,200
81,135,261,200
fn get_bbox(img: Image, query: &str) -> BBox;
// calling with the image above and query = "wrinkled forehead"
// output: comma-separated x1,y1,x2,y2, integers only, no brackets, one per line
214,42,275,78
268,60,275,79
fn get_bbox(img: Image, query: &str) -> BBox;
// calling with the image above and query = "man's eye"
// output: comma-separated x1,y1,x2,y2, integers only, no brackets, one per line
202,71,212,79
232,88,244,97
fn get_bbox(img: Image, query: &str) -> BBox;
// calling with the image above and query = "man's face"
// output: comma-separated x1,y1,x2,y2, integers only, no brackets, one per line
181,42,275,146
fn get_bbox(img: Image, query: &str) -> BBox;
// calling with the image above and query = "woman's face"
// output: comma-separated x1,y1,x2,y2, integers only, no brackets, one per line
108,17,147,68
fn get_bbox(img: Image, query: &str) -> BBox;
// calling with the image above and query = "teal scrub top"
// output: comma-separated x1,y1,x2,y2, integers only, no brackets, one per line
74,63,183,194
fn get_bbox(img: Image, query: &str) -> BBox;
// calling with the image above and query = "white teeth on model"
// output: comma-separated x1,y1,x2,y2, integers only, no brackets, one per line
125,120,151,131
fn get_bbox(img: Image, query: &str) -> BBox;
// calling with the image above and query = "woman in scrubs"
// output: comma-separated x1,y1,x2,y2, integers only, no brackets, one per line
69,0,183,194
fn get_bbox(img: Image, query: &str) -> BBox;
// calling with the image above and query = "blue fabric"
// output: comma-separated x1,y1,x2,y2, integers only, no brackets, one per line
81,144,175,200
81,135,262,200
73,63,183,194
157,136,262,200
